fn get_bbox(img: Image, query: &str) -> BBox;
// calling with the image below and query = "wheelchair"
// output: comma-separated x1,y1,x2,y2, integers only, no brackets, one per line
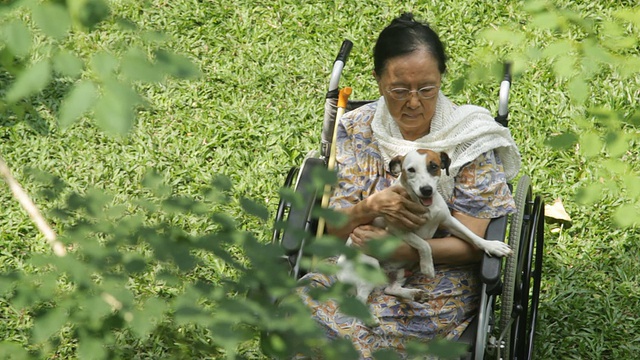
271,40,545,360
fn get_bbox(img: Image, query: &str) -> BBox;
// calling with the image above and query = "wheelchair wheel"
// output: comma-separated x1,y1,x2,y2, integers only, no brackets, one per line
271,156,325,278
499,175,545,359
272,166,300,244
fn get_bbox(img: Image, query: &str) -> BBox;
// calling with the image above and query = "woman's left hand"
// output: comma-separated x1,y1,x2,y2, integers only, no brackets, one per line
349,225,388,252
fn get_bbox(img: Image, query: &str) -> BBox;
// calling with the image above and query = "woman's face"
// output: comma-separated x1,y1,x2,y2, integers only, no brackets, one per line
375,48,442,141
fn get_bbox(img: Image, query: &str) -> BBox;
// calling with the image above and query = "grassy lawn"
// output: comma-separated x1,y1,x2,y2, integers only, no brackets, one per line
1,0,639,358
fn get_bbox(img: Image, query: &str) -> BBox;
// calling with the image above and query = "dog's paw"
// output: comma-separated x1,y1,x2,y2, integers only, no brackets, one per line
484,241,512,257
419,262,436,278
413,290,431,302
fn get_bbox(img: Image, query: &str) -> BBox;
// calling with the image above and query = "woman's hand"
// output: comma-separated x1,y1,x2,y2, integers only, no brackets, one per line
349,224,388,250
365,185,427,231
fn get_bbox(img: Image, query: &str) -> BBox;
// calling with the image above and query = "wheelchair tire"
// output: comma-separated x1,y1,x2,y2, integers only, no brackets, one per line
499,175,544,360
271,166,300,245
274,157,326,278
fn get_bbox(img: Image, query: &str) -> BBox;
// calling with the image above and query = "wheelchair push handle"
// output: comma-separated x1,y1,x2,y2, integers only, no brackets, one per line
328,39,353,93
335,39,353,64
496,62,512,127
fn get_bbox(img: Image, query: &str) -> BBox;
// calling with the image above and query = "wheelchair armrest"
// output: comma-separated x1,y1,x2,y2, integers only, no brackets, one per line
480,215,508,287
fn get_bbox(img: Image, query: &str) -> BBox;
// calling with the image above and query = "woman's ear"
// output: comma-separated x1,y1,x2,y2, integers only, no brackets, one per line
373,70,383,96
389,155,404,177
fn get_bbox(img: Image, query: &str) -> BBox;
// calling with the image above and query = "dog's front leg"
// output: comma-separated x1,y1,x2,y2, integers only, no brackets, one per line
442,217,512,257
403,232,435,278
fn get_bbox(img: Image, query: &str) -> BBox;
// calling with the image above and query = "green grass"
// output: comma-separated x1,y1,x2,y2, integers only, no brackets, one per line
1,0,639,358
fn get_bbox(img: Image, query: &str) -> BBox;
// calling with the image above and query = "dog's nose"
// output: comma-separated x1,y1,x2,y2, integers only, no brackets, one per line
419,186,433,197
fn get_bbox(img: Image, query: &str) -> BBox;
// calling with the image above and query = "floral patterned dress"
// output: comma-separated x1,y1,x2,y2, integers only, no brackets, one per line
296,101,515,359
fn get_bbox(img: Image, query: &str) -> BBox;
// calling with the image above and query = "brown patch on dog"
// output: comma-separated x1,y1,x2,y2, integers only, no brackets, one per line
416,149,442,176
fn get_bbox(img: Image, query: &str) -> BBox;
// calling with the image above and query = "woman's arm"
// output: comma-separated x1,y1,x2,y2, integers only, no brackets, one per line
388,210,487,265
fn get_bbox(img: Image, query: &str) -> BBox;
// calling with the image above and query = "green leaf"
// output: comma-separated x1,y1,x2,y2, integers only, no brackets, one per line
68,0,110,30
523,0,548,13
614,8,640,28
578,132,602,158
366,235,402,260
479,28,525,47
305,236,344,258
424,338,469,358
623,175,640,199
312,206,347,228
5,60,51,103
31,3,71,40
154,49,201,79
32,307,68,343
115,16,138,31
94,80,142,136
90,51,118,79
129,297,167,337
613,204,639,228
542,40,574,59
581,38,614,65
604,132,628,158
568,77,588,105
553,55,575,79
77,333,106,360
372,349,402,360
575,183,603,205
0,20,32,58
59,80,98,128
123,253,147,273
208,322,254,355
121,48,164,82
617,56,640,78
545,132,578,150
0,342,29,360
337,297,376,323
353,260,387,285
141,30,168,44
53,50,84,78
142,169,172,197
603,159,628,176
240,197,269,220
530,11,562,31
210,174,233,192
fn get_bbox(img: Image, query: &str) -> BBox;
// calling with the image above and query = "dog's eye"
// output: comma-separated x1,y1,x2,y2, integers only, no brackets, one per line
407,167,416,173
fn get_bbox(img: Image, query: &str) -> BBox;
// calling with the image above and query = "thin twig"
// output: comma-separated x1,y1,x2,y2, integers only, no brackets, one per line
0,154,66,257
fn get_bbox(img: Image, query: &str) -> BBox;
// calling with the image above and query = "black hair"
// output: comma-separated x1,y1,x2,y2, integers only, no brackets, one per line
373,13,447,76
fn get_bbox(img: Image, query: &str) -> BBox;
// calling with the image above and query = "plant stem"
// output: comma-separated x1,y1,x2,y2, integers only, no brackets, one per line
0,154,66,257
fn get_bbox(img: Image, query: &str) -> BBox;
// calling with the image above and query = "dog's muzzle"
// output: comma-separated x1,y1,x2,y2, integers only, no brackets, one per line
419,186,434,206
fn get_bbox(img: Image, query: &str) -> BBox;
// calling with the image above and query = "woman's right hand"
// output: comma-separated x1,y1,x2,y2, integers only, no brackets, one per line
365,185,427,231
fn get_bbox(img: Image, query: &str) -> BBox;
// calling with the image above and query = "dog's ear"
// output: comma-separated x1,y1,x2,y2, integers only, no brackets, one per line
440,152,451,176
389,155,404,177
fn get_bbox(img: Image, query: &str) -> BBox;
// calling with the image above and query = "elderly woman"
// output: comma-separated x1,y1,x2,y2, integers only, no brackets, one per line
296,13,521,359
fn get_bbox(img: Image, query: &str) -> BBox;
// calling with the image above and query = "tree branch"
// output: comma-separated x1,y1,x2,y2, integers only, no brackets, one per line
0,154,66,257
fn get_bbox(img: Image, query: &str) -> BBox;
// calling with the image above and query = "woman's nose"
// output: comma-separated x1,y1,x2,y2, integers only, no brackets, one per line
406,92,421,109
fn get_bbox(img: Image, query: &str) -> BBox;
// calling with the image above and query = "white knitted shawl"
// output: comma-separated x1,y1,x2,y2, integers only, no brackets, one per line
371,92,521,199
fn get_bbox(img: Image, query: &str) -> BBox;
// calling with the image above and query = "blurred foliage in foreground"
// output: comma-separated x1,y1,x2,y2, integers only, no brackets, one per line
468,1,640,227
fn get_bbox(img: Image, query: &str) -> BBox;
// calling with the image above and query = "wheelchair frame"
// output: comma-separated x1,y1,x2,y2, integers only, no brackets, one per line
272,40,544,360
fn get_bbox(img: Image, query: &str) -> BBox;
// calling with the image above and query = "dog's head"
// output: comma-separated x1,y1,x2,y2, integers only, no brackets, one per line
389,149,451,206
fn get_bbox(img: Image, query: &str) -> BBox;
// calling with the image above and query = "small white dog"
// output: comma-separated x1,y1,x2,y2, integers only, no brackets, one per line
337,149,512,304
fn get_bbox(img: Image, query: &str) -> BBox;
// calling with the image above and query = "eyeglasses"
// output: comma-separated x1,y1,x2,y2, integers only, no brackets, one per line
385,85,440,101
